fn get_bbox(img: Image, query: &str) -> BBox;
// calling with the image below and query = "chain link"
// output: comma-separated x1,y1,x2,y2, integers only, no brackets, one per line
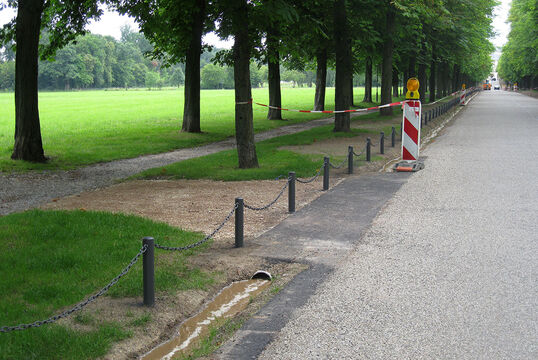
244,179,289,211
352,145,367,158
329,157,347,169
0,245,147,333
155,204,237,251
296,164,324,184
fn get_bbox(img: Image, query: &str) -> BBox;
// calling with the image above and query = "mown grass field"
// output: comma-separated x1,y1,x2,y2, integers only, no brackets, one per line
0,87,379,172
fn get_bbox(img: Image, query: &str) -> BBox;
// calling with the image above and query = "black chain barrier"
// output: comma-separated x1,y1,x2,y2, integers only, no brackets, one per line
296,164,324,184
244,179,290,211
155,204,237,251
329,157,348,169
0,244,148,333
353,145,367,159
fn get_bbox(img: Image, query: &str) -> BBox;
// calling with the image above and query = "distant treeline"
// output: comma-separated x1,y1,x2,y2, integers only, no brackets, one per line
0,27,355,92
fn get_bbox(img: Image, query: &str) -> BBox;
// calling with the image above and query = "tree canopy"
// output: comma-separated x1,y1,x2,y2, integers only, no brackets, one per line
497,0,538,88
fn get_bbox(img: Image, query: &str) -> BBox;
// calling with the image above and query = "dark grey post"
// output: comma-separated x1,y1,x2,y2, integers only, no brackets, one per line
142,237,155,307
348,146,353,174
288,172,295,213
235,198,244,248
400,122,403,142
380,132,385,154
323,157,329,191
366,138,371,162
391,127,395,147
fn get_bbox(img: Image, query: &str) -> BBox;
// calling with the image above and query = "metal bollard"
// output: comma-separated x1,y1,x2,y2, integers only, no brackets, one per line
142,237,155,307
366,138,371,162
288,172,295,213
391,127,395,147
323,157,329,191
348,146,353,175
235,198,244,248
380,132,385,154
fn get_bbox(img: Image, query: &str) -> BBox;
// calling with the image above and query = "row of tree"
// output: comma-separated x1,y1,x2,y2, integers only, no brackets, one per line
497,0,538,89
0,0,496,168
0,29,345,90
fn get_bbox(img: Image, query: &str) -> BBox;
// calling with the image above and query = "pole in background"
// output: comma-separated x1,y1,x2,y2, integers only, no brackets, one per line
288,172,295,213
235,198,244,248
142,237,155,307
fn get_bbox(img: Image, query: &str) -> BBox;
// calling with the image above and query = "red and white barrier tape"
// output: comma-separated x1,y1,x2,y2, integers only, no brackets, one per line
235,100,406,114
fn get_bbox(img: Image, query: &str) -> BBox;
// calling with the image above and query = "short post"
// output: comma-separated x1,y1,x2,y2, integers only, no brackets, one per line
348,146,353,174
380,132,385,154
323,157,329,191
235,198,244,248
142,237,155,307
288,172,295,213
391,127,395,147
366,138,371,162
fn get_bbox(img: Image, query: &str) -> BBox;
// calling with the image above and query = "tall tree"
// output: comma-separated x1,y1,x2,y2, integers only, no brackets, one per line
231,0,258,168
1,0,102,162
380,2,395,116
116,0,212,133
362,56,372,102
333,0,351,131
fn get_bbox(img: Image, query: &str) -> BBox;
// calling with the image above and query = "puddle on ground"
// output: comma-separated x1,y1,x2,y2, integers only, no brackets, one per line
142,279,270,360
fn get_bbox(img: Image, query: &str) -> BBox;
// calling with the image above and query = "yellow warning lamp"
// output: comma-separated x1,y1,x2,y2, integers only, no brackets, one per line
462,84,466,90
406,78,420,100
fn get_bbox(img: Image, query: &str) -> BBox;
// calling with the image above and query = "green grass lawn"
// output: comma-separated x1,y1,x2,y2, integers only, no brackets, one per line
0,209,216,359
0,87,379,172
135,110,401,182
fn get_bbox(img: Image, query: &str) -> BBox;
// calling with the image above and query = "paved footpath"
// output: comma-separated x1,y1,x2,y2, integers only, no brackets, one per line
218,90,538,359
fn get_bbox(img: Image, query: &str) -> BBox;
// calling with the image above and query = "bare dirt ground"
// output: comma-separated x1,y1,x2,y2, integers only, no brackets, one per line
40,109,454,359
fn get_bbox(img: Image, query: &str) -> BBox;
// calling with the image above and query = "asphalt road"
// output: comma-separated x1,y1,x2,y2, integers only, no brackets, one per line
255,90,538,359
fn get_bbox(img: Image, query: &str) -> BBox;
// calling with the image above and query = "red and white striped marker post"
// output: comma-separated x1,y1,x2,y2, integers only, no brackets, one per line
460,84,466,106
394,78,424,172
401,99,421,161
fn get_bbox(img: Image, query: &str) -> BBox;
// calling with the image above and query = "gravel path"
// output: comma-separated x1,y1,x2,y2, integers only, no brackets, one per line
0,116,340,215
258,90,538,359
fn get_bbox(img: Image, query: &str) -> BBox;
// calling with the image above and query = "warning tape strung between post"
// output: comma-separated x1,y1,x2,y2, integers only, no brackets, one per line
235,98,406,114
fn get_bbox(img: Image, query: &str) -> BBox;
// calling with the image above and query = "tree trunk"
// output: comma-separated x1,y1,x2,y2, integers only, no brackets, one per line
408,55,416,77
333,0,351,131
233,0,258,168
418,61,427,103
429,51,436,102
363,56,372,102
418,40,427,102
350,75,355,107
12,0,46,162
181,0,205,133
452,64,460,93
314,48,327,111
266,30,282,120
392,66,399,97
380,7,395,116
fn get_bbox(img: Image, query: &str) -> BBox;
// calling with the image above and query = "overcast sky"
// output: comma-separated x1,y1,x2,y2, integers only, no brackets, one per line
0,1,512,51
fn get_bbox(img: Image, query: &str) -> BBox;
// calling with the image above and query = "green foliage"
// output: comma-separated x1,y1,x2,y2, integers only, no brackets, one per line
498,0,538,86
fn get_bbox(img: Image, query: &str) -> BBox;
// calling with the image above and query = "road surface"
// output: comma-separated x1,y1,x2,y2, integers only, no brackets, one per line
254,90,538,359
